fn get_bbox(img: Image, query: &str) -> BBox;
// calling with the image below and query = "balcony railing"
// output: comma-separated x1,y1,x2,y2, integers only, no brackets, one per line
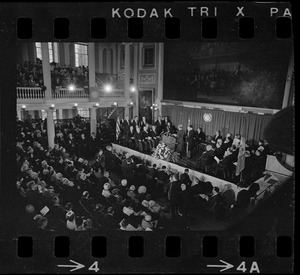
53,88,89,99
17,86,126,103
17,87,45,100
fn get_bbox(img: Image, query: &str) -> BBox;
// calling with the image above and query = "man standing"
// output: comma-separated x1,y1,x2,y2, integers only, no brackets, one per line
186,125,195,158
168,173,182,219
176,125,185,157
122,115,131,136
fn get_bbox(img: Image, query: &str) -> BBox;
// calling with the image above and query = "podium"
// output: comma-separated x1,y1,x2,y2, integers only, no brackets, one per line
162,134,176,150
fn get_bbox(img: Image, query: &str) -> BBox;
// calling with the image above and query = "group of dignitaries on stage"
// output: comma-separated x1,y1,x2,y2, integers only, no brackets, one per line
118,115,207,157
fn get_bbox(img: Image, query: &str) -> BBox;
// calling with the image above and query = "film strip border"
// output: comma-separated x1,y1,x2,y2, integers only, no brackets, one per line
0,234,293,273
0,2,293,41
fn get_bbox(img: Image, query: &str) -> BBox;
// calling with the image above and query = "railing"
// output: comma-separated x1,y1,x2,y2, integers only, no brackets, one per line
99,90,125,97
17,87,45,100
17,86,124,102
53,88,89,99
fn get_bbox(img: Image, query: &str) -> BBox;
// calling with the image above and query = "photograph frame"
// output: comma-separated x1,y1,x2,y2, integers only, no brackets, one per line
142,45,155,68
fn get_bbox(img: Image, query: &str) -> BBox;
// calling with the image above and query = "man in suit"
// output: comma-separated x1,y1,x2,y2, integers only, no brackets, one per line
126,125,136,149
122,115,131,135
141,126,154,152
149,125,160,148
186,125,196,158
180,168,192,187
134,127,144,152
176,124,185,157
197,144,215,172
89,132,98,158
131,116,140,129
155,116,163,135
168,173,182,219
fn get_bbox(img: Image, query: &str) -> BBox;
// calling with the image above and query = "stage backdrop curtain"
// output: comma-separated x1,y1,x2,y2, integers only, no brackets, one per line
162,105,272,144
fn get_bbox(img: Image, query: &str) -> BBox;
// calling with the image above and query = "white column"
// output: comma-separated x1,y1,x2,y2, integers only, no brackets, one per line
41,42,52,100
99,46,103,73
133,43,139,118
47,109,55,148
112,44,118,74
124,43,131,117
17,110,22,120
90,108,97,135
88,43,96,87
64,43,70,66
157,42,164,117
106,48,112,74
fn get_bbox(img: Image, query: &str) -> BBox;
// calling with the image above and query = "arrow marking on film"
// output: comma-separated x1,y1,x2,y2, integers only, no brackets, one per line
58,260,85,272
207,260,234,272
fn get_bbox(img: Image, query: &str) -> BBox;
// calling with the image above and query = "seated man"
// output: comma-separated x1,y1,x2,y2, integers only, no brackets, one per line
149,125,160,148
197,144,215,172
134,127,144,152
141,126,154,152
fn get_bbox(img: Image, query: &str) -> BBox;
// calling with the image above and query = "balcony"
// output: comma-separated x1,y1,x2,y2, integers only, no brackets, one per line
17,86,128,106
17,87,45,103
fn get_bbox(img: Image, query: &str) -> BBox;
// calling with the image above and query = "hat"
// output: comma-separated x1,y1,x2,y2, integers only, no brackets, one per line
129,185,135,191
145,215,152,222
138,186,147,194
78,158,84,163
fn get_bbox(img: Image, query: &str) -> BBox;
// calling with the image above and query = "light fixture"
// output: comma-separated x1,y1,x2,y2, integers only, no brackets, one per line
130,86,137,93
104,84,113,93
128,102,134,107
112,102,118,107
74,103,78,107
68,84,75,91
94,103,100,108
21,105,26,110
49,104,55,110
150,103,158,110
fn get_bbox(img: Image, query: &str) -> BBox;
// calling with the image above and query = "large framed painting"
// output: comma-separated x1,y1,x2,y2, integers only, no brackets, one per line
163,41,292,110
138,89,153,123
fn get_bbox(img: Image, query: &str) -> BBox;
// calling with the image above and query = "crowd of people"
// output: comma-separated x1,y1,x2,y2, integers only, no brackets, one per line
17,60,89,92
17,113,263,233
50,62,89,92
17,60,45,89
117,115,270,184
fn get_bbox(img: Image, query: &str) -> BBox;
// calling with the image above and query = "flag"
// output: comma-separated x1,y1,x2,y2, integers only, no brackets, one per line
116,117,121,140
236,137,246,176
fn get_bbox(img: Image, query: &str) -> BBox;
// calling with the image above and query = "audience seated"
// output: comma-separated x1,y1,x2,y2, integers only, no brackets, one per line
16,115,272,233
